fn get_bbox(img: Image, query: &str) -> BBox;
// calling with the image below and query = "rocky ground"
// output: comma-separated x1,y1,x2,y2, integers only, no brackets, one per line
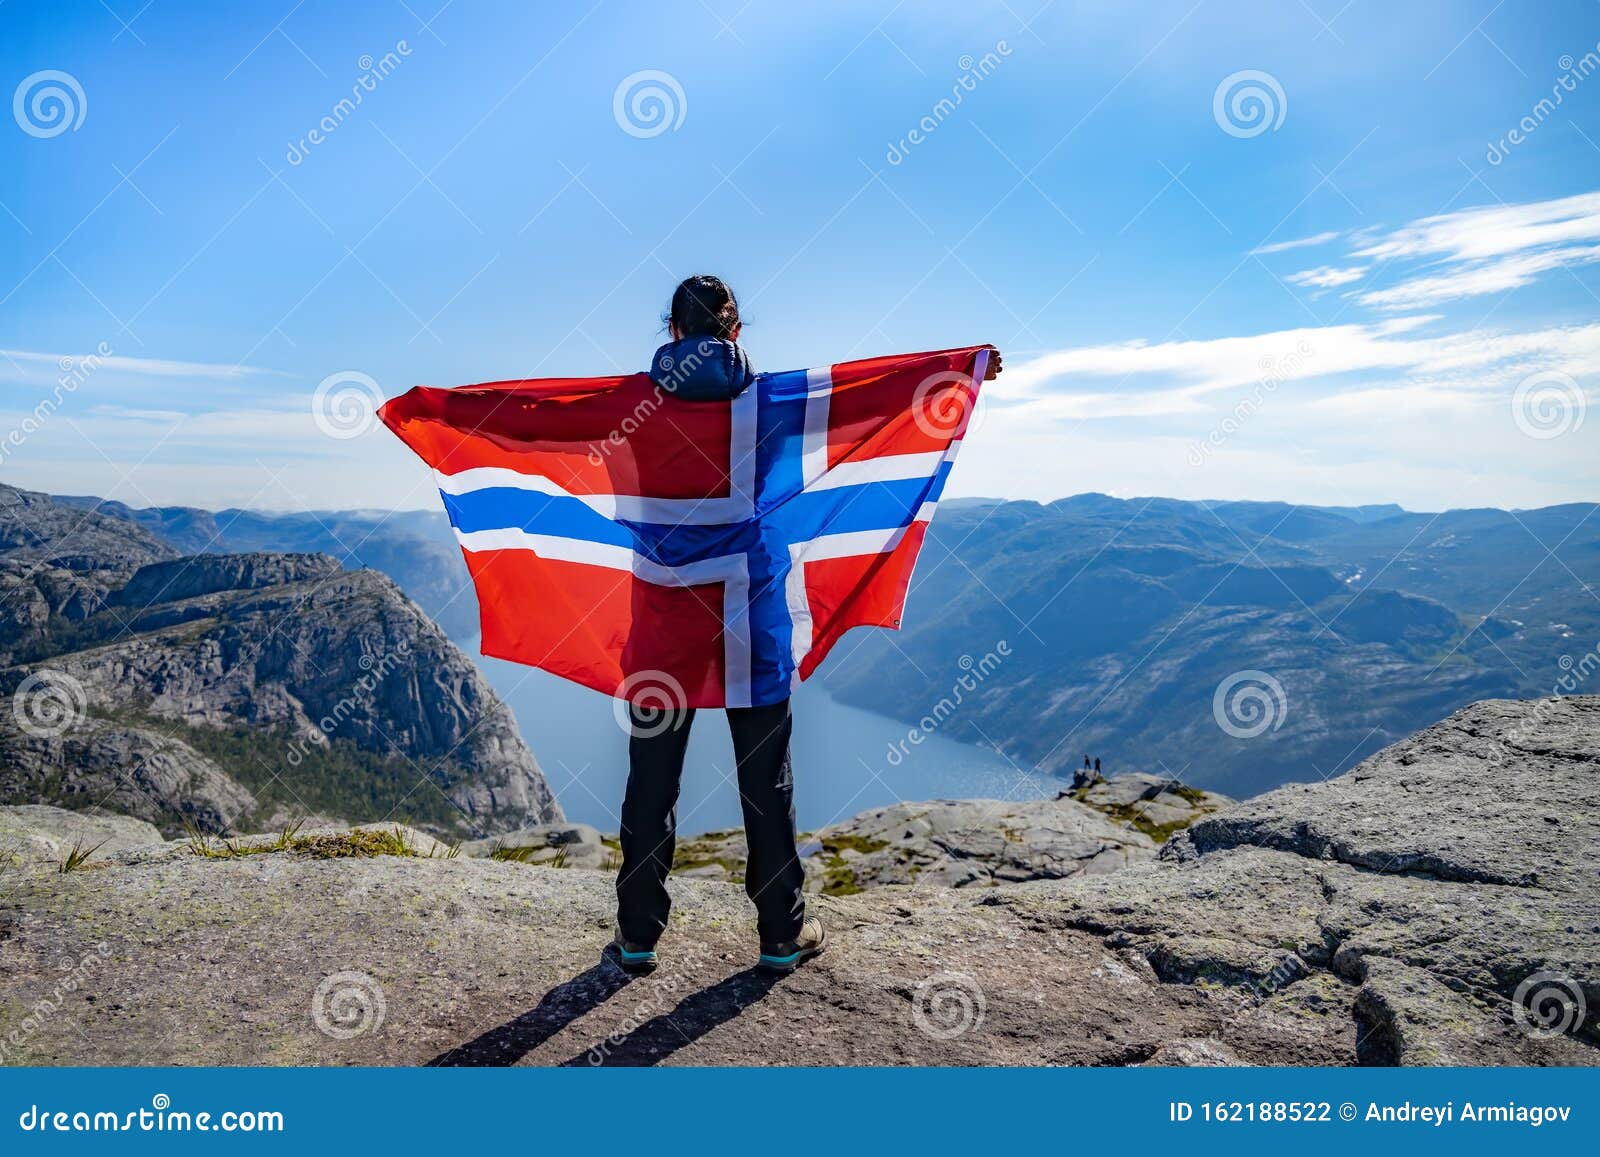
468,773,1227,894
1,696,1594,1066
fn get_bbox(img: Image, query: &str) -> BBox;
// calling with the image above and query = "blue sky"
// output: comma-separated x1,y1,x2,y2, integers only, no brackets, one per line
2,0,1596,513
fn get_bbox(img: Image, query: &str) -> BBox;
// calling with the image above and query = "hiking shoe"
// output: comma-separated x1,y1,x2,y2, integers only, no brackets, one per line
608,931,658,975
758,917,826,975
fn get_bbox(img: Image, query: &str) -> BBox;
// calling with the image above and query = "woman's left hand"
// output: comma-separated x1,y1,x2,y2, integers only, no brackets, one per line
984,349,1003,380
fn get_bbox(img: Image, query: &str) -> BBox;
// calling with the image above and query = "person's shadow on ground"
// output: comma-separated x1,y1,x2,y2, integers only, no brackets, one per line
426,957,636,1066
426,955,782,1067
560,967,781,1067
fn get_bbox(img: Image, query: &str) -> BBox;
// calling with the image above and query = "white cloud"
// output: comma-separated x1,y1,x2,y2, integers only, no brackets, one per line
1356,244,1600,309
1285,265,1368,289
1259,190,1600,310
0,348,283,381
1251,231,1342,255
1351,191,1600,263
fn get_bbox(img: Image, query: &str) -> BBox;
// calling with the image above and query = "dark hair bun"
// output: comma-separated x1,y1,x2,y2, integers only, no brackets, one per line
667,275,741,340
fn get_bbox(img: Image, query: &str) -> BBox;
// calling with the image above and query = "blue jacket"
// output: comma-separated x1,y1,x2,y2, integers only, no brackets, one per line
648,337,755,401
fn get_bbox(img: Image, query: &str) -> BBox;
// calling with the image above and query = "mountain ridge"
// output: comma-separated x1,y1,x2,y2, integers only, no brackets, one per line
0,484,559,838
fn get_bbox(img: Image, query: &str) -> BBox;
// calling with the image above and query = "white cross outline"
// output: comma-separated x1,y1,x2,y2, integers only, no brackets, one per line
430,350,988,707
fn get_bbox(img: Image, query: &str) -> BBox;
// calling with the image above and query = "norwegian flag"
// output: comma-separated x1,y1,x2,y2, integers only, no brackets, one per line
379,345,990,708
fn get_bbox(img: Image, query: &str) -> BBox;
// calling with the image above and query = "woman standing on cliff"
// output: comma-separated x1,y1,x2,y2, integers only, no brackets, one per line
607,275,1000,978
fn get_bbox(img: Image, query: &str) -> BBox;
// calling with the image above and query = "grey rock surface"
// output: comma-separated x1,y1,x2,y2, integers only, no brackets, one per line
0,805,164,867
460,824,618,870
0,715,257,833
2,696,1592,1066
807,795,1157,892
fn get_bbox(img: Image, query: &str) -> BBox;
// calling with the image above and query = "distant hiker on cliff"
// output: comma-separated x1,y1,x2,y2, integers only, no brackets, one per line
380,273,1001,978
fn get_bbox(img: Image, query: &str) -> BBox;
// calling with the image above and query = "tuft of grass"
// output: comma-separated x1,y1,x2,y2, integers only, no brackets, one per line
819,855,862,896
56,837,106,874
487,841,542,863
182,817,228,859
184,821,420,861
818,833,889,856
271,818,306,851
287,826,415,859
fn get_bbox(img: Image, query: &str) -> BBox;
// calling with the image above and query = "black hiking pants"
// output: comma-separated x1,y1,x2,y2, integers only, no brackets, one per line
615,699,806,948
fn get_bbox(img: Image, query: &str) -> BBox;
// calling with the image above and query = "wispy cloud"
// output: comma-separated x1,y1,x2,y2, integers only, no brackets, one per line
0,348,284,381
1284,265,1368,289
1251,230,1342,255
1355,244,1600,309
1267,190,1600,310
1002,315,1598,419
1351,191,1600,263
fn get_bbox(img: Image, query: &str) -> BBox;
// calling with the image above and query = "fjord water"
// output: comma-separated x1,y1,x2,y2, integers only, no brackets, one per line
475,651,1056,834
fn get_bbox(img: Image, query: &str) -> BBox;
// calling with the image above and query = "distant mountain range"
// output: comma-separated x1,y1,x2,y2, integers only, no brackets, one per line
824,494,1599,797
51,496,476,640
48,488,1599,801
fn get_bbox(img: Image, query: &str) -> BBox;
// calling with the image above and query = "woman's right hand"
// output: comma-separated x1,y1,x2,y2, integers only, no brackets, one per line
984,349,1003,380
